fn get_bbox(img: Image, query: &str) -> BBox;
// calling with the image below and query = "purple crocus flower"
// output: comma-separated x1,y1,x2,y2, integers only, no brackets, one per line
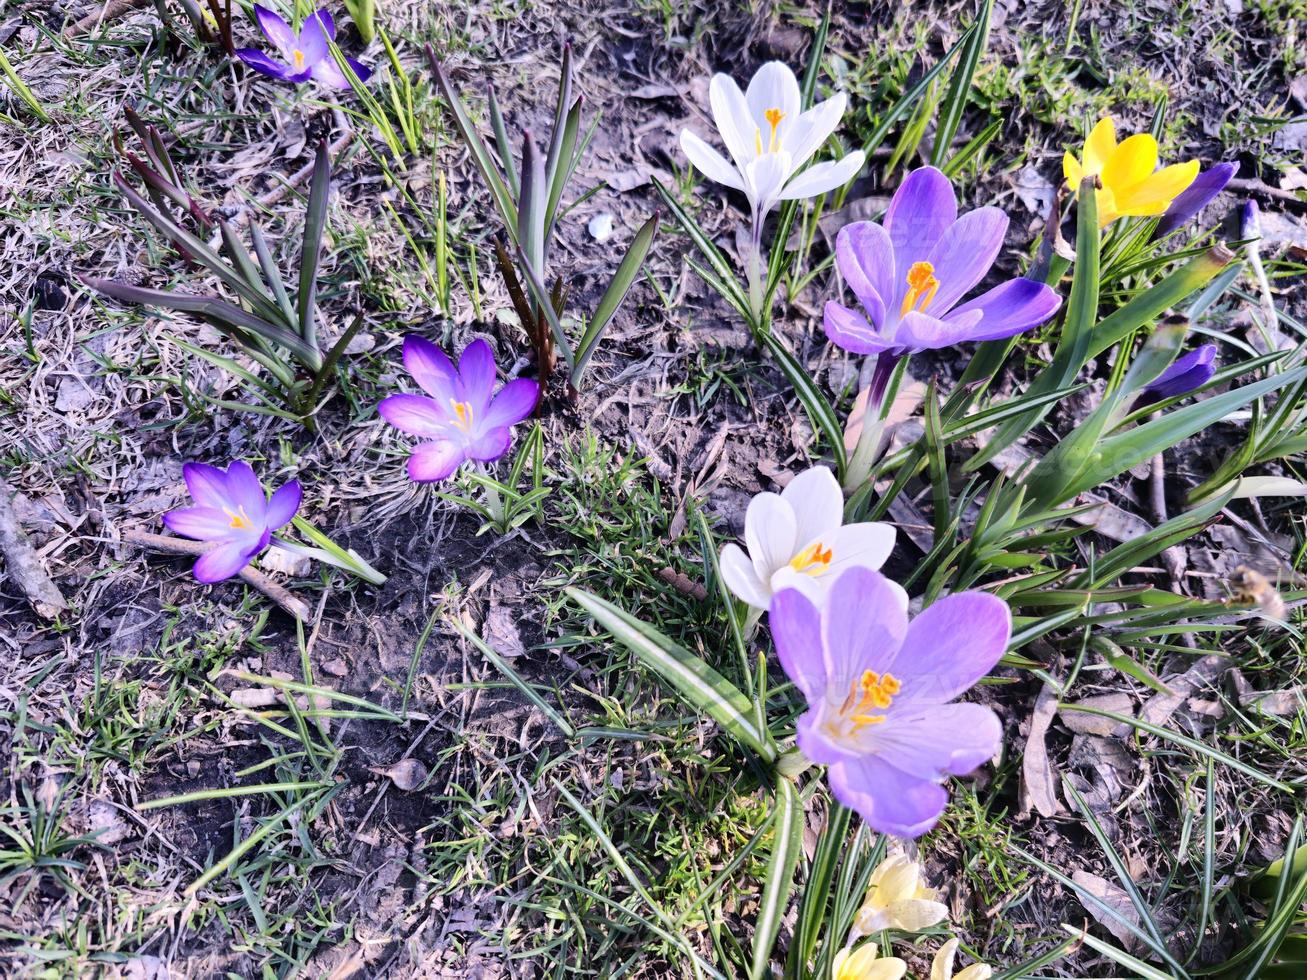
770,566,1010,838
378,336,539,482
1152,162,1237,240
236,6,371,89
1135,344,1217,409
825,166,1062,404
163,461,301,583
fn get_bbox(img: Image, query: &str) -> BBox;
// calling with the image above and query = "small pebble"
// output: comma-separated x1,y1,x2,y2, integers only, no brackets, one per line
588,212,614,243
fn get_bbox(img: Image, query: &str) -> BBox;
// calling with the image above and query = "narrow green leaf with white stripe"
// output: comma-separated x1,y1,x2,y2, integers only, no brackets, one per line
567,587,776,761
749,778,804,980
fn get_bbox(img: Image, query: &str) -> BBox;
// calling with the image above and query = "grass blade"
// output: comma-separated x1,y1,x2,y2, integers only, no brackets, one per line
571,212,658,386
930,0,992,167
760,331,848,476
566,587,776,761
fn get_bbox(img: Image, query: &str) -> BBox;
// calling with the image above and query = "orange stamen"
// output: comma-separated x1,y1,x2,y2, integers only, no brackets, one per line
899,261,940,316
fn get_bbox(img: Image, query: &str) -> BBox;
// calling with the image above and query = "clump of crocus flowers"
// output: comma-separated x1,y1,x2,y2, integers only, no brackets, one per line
770,565,1010,838
237,6,371,89
1063,117,1200,227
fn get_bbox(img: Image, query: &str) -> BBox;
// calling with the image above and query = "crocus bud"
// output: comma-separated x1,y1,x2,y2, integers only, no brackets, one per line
1134,344,1217,409
1152,162,1237,240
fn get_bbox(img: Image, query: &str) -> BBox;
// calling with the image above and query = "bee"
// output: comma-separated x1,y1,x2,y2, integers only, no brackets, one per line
1227,566,1288,622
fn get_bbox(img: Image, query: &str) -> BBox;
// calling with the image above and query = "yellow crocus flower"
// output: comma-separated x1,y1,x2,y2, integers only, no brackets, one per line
931,938,993,980
832,943,908,980
1063,117,1199,226
850,854,949,940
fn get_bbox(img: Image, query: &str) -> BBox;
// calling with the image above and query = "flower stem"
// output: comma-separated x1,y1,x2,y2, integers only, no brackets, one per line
744,215,767,334
842,353,902,493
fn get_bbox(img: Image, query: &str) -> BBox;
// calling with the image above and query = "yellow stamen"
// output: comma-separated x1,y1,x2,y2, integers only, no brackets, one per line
788,541,833,576
293,49,306,70
224,506,253,531
755,108,786,155
765,108,784,152
899,260,940,316
836,670,902,731
450,399,473,432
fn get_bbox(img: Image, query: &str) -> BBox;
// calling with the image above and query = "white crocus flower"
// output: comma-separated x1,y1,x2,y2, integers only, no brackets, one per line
931,939,993,980
849,853,949,940
681,62,865,221
719,466,896,612
680,62,865,318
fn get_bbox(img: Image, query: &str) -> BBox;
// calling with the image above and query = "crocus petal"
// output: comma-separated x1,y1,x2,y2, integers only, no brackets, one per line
402,335,459,403
883,896,951,933
1063,150,1084,188
183,462,234,509
816,521,896,578
833,946,907,980
824,301,896,355
885,166,956,262
932,939,960,980
946,277,1062,341
408,440,465,482
1082,117,1117,174
194,541,256,583
680,130,746,191
163,506,236,541
873,703,1002,780
265,480,301,530
744,151,793,215
296,9,333,63
467,426,512,462
1102,133,1159,194
769,586,827,701
893,309,985,352
1113,159,1201,216
252,5,296,56
924,207,1008,313
890,590,1011,703
345,57,372,83
708,73,756,173
721,543,772,609
836,221,895,332
821,568,909,682
225,461,268,523
482,378,539,428
744,62,801,140
743,491,797,582
827,754,949,838
378,393,451,438
779,465,843,550
458,339,497,412
778,151,864,201
783,93,846,169
236,48,298,82
311,7,336,39
1136,344,1217,406
309,56,354,90
1154,162,1236,238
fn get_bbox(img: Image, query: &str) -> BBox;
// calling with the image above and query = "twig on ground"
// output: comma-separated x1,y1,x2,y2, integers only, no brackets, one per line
122,528,313,622
1226,176,1307,208
62,0,152,38
0,477,69,619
